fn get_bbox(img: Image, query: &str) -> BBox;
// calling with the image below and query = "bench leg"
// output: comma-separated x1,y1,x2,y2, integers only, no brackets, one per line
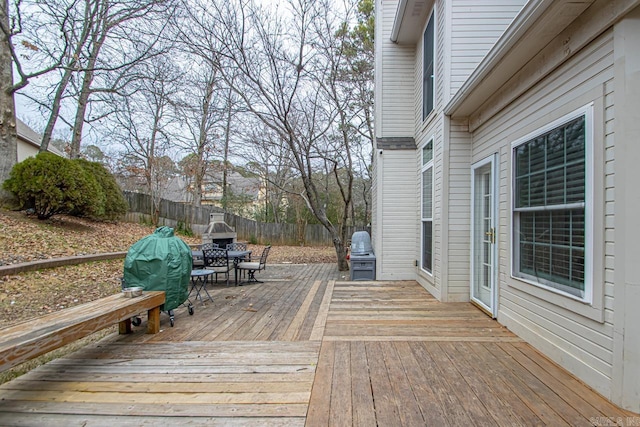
147,306,161,334
119,318,132,334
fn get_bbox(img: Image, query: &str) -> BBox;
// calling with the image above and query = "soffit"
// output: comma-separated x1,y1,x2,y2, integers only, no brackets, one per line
391,0,434,44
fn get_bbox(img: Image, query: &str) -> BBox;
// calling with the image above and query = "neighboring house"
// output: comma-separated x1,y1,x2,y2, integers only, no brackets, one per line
201,169,261,210
374,0,640,412
16,119,64,161
160,168,262,212
163,175,192,204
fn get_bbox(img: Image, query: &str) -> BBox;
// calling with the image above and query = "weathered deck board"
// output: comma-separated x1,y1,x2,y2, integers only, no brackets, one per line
0,264,636,426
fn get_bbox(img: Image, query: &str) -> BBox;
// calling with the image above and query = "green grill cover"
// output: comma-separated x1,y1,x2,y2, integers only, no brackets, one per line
123,226,192,311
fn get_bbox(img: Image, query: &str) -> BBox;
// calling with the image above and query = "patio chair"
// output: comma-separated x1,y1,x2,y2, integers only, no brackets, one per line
236,246,271,284
203,248,231,286
226,242,247,251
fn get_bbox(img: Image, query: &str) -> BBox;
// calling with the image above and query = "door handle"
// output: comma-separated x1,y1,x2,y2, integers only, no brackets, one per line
485,228,495,244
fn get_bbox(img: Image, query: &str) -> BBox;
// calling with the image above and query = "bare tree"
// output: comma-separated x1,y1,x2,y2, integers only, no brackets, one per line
110,55,182,224
14,0,177,157
67,0,177,158
242,123,297,224
192,0,362,270
174,64,220,206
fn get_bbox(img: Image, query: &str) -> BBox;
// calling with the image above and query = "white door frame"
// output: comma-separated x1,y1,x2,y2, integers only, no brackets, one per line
470,154,498,317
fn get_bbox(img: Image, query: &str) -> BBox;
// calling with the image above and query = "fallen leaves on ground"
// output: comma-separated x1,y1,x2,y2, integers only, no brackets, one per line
0,209,337,327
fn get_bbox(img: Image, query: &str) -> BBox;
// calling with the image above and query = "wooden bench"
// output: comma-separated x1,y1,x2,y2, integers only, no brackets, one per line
0,291,165,373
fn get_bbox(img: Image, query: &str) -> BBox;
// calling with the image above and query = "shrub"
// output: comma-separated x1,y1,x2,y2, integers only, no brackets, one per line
176,221,194,237
74,159,128,220
3,152,103,220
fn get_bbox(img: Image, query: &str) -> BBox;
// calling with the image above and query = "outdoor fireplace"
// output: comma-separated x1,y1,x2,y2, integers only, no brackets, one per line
202,213,237,247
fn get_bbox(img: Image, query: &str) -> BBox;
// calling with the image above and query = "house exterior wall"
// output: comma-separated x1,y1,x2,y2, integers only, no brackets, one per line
375,1,415,137
469,29,618,401
17,141,38,163
611,6,640,411
411,0,446,296
410,0,523,300
375,0,524,291
373,0,419,280
376,149,418,279
376,0,640,413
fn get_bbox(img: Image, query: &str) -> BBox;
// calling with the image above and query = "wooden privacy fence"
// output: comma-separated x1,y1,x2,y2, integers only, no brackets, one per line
123,191,368,247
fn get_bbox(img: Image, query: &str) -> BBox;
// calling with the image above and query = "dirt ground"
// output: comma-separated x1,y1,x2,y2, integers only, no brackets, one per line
0,210,337,327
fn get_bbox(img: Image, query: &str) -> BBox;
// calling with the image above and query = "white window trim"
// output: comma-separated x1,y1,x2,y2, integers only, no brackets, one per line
510,103,594,304
422,9,436,122
421,138,434,275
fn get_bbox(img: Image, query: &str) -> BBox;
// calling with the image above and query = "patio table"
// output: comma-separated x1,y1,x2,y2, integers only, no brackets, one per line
192,250,251,285
190,269,214,303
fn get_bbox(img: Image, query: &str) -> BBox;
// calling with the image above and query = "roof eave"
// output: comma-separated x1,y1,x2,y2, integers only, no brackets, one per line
391,0,435,45
444,0,596,118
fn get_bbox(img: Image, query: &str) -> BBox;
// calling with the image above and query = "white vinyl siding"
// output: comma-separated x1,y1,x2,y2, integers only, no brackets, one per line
373,0,419,280
379,150,418,280
450,0,526,97
446,121,472,300
471,30,615,397
603,78,614,328
376,0,415,137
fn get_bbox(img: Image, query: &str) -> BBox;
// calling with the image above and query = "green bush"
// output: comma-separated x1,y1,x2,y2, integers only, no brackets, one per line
1,152,128,220
3,153,102,219
74,159,128,220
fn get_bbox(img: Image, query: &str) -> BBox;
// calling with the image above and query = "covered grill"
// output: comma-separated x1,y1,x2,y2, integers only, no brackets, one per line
349,231,376,281
202,213,237,247
123,226,194,326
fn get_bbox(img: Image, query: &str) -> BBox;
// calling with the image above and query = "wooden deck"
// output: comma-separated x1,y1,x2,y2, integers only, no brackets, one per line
0,264,636,426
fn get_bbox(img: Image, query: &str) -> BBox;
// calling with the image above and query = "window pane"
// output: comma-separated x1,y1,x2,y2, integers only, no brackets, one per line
572,210,585,246
422,141,433,164
516,176,529,208
422,167,432,218
529,136,546,172
551,246,571,281
422,221,432,272
529,171,545,206
520,242,534,274
422,14,434,119
534,212,550,244
546,167,565,205
551,211,570,246
546,129,565,169
515,144,529,177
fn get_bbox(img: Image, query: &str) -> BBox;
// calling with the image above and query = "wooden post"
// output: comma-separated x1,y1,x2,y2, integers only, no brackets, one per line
146,306,161,334
118,318,132,334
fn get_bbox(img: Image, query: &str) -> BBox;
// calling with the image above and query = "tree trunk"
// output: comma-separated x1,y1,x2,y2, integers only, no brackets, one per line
69,6,108,159
222,88,233,212
333,237,349,271
69,65,96,158
0,0,17,201
40,68,73,153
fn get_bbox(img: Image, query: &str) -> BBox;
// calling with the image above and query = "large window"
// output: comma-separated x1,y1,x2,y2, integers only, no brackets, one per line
512,107,592,300
422,12,435,120
422,140,433,273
